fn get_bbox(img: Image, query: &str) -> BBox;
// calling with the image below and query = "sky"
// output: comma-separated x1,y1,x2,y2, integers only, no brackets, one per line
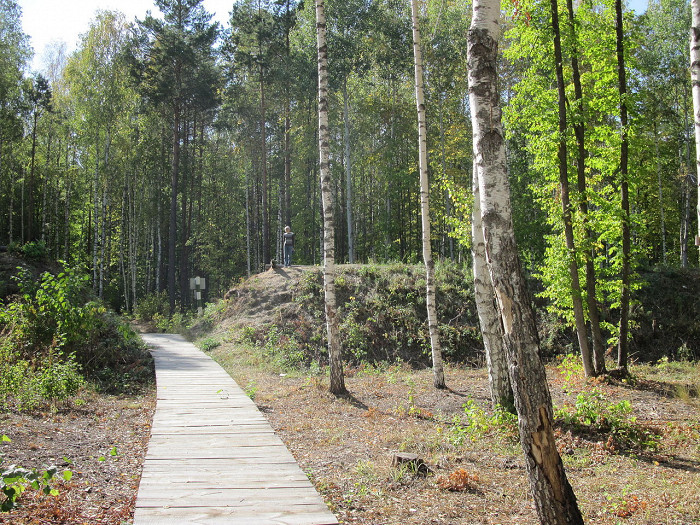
18,0,650,73
18,0,234,72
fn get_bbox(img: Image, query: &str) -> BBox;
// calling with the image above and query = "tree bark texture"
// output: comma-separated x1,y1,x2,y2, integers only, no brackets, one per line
467,1,583,522
260,65,270,266
472,160,512,409
317,0,346,396
411,0,445,389
615,0,631,371
168,100,181,314
550,0,593,377
692,0,700,261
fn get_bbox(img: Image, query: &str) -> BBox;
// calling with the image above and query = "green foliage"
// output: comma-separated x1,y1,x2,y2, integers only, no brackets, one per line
290,262,482,367
197,337,220,352
557,353,584,390
448,398,519,446
0,266,152,408
555,388,660,451
8,241,48,260
1,462,71,512
244,380,257,400
243,324,307,372
134,291,169,322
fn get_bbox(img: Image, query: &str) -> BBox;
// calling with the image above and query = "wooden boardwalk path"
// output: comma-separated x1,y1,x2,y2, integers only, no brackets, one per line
134,333,339,525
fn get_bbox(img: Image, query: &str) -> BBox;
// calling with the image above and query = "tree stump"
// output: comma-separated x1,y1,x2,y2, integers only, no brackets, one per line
391,452,430,475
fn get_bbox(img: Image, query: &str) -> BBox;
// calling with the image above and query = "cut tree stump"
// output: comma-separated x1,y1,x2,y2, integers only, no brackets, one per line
391,452,431,475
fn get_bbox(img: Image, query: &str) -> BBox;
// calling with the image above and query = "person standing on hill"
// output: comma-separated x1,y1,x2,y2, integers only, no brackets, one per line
283,226,295,267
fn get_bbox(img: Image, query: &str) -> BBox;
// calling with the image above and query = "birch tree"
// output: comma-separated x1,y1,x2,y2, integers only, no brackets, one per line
468,0,583,521
472,160,512,409
410,0,445,389
317,0,345,396
692,0,700,260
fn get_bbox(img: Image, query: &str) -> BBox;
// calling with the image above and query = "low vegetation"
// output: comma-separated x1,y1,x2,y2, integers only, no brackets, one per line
0,264,153,411
0,255,155,517
190,264,700,524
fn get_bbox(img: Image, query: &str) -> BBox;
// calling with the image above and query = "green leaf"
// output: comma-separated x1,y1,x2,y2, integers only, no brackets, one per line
63,470,73,481
109,446,118,457
1,435,10,443
97,456,106,462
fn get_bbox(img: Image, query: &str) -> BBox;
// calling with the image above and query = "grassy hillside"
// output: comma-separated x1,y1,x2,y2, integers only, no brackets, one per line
196,262,700,369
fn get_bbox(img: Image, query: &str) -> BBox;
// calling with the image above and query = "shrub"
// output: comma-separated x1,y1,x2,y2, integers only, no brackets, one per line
555,388,661,451
0,265,152,407
291,262,482,366
134,291,169,322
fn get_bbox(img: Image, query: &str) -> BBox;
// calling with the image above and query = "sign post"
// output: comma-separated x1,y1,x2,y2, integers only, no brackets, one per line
189,276,206,315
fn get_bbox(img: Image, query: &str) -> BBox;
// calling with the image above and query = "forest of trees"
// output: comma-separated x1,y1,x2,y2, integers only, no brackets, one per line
0,0,697,339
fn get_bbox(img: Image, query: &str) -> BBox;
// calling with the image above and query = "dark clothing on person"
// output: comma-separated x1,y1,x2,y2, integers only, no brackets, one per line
283,231,295,267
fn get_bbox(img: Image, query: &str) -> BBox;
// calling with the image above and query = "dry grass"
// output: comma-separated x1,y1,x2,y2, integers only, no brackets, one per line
209,341,700,525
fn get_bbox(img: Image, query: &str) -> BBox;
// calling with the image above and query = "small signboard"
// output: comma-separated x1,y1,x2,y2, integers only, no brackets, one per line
190,276,206,315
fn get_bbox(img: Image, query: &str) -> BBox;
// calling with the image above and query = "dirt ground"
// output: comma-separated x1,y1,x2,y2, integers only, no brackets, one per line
211,346,700,525
2,265,699,524
0,388,155,524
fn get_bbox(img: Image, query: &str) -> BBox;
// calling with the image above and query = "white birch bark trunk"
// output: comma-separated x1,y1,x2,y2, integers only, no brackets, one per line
317,0,345,396
468,0,583,521
411,0,445,389
472,160,512,408
691,0,700,257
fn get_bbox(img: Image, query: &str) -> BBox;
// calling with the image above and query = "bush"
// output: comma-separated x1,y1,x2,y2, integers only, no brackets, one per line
555,388,661,451
134,291,169,322
290,262,483,367
0,265,153,408
7,241,47,260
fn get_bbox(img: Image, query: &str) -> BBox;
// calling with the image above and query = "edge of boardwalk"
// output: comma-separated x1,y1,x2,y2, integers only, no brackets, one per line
133,333,339,525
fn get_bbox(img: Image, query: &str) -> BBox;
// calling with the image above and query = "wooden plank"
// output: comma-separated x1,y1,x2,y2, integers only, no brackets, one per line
134,334,338,525
133,507,340,525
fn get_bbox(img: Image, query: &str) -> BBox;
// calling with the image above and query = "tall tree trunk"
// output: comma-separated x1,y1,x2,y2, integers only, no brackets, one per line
411,0,445,389
472,160,512,409
92,142,100,294
692,0,700,261
9,162,14,245
551,0,593,377
654,123,667,264
169,100,181,314
615,0,631,372
246,169,252,277
343,79,355,264
99,185,108,299
63,173,71,261
41,130,51,244
27,110,38,242
565,0,606,374
317,0,346,396
284,4,292,230
260,65,270,266
439,94,454,261
285,97,292,229
468,1,583,522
